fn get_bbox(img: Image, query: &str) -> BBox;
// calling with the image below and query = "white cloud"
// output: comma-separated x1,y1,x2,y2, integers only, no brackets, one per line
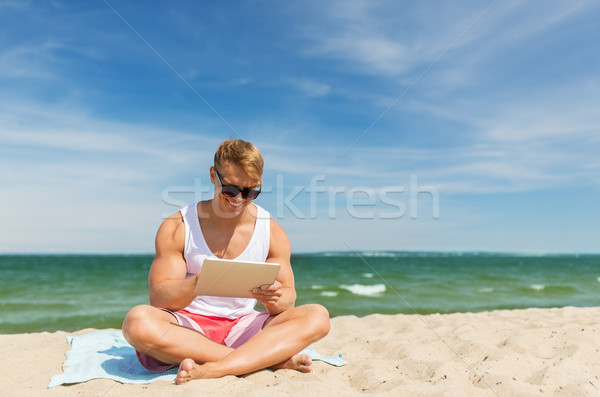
410,1,600,97
0,99,223,252
288,77,331,97
296,1,502,78
0,42,58,78
317,33,411,76
0,99,219,164
480,95,600,143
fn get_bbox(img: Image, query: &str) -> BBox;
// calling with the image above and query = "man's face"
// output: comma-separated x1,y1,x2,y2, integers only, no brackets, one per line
212,161,261,216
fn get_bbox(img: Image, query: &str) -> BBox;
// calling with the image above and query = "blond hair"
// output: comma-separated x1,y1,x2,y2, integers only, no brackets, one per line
214,139,264,184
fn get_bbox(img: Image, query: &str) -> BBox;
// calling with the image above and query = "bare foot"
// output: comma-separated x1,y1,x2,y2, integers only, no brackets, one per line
270,353,313,373
175,358,221,384
175,353,313,384
175,358,196,384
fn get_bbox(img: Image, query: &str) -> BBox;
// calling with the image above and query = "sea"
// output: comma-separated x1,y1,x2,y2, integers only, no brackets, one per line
1,252,600,334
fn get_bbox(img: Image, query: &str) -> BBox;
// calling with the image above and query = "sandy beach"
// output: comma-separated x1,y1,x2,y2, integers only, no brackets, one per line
2,306,600,396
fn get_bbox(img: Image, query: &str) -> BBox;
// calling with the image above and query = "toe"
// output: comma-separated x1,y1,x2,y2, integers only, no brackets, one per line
175,359,195,385
298,354,312,366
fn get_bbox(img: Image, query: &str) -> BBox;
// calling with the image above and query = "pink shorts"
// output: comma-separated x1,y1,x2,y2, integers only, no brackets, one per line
136,309,271,373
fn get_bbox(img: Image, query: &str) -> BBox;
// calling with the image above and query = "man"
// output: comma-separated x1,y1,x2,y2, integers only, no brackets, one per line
122,139,330,384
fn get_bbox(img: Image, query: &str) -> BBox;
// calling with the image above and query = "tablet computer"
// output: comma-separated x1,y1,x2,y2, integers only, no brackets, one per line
194,258,281,298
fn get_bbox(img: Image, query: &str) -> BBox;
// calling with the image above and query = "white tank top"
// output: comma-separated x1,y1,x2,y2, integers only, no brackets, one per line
180,202,271,319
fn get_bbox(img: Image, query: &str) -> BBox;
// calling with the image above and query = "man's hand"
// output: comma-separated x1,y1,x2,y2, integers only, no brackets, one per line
251,280,284,305
256,219,296,315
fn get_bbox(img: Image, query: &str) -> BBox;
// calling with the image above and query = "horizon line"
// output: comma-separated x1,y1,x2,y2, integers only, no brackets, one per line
1,250,598,257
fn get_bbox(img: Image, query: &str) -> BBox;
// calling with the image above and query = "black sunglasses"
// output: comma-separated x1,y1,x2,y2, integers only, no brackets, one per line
214,167,261,200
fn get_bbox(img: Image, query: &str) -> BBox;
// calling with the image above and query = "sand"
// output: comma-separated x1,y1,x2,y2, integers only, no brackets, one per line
2,306,600,396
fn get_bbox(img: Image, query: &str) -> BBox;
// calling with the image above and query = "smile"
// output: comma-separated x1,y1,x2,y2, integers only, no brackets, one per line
226,198,244,208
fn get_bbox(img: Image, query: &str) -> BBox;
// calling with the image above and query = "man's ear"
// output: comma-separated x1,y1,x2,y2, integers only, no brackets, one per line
209,166,216,184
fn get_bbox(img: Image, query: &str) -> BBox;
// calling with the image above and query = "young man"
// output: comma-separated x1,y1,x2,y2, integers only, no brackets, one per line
122,139,330,383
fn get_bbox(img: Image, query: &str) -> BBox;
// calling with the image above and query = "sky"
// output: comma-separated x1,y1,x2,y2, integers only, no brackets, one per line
0,0,598,254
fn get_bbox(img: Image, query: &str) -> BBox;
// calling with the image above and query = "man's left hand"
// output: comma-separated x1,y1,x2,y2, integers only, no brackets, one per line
251,280,283,305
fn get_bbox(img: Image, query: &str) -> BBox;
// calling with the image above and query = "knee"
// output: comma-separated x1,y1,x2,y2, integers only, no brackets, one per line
304,304,331,340
122,305,155,347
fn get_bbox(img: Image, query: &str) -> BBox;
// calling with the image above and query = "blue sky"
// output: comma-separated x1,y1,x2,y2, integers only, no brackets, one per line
1,0,598,254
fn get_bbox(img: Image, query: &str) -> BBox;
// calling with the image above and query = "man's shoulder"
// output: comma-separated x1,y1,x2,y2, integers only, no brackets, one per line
252,203,271,221
268,217,289,246
164,209,185,224
157,211,185,243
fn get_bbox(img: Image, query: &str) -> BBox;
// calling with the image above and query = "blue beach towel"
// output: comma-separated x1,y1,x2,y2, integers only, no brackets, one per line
48,330,177,387
48,330,346,387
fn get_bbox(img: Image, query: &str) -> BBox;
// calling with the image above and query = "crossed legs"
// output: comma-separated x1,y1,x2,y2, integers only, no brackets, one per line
122,304,330,383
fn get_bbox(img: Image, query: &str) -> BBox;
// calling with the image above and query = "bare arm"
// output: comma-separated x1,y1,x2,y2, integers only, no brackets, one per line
250,218,296,315
148,213,197,311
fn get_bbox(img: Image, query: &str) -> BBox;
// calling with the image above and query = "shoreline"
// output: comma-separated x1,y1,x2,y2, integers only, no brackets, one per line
3,306,600,396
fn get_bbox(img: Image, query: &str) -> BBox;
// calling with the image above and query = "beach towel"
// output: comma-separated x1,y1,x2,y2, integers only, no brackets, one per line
48,330,346,387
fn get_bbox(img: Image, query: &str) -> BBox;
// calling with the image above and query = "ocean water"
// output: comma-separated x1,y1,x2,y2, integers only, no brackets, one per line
1,252,599,334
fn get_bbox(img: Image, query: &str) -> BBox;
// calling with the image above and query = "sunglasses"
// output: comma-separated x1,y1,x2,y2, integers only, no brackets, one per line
214,167,261,200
